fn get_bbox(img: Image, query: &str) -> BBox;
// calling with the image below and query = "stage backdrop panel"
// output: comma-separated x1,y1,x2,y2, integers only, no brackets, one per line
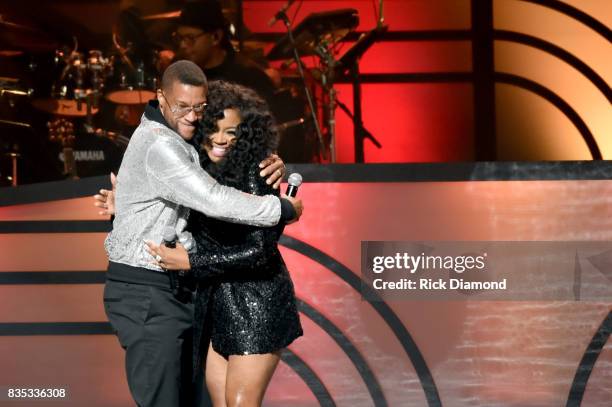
0,165,611,406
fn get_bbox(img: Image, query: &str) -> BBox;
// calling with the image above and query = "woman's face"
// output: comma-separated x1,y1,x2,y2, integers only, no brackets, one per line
204,108,241,163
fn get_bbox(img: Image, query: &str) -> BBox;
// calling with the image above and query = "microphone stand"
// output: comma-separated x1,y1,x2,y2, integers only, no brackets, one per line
275,8,326,161
336,98,382,150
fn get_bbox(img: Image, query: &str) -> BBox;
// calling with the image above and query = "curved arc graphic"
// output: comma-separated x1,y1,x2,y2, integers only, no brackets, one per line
566,311,612,407
494,72,602,159
520,0,612,41
280,235,443,407
494,30,612,104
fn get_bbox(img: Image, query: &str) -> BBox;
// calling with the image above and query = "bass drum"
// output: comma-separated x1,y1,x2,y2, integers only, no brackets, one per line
50,130,124,179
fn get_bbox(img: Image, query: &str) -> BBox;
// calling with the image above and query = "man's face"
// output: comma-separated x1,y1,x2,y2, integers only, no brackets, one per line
174,25,216,68
157,82,207,141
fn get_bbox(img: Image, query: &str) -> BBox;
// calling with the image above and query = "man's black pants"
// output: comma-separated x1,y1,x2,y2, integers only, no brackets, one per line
104,279,196,407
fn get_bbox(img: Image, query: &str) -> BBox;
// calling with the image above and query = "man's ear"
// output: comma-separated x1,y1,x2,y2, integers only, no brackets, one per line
156,89,164,106
212,29,223,46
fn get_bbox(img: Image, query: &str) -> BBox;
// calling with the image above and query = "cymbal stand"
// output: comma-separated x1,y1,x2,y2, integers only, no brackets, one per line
275,9,326,161
8,152,19,186
313,41,338,162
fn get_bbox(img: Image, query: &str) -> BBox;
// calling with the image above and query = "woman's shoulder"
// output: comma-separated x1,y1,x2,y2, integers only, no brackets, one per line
246,161,278,197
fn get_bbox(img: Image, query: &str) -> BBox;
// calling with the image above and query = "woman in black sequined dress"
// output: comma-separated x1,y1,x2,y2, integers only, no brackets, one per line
147,80,303,407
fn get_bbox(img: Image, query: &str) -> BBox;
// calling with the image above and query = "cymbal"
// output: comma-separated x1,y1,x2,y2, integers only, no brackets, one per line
0,15,57,52
141,10,181,20
0,50,23,57
267,9,359,61
141,8,232,21
0,15,36,31
32,98,99,117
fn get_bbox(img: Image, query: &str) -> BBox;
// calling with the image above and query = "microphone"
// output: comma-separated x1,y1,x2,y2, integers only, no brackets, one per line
162,226,177,249
268,0,296,27
286,173,303,197
162,226,181,296
161,226,193,303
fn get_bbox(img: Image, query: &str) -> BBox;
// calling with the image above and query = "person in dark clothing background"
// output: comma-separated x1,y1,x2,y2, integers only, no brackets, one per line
172,1,315,163
173,1,276,103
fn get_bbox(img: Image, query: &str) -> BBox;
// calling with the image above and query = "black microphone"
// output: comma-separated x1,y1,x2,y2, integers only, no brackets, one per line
268,0,296,27
162,226,180,295
286,173,303,197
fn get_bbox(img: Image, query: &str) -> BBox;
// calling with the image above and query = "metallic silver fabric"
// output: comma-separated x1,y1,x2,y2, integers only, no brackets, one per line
105,115,281,271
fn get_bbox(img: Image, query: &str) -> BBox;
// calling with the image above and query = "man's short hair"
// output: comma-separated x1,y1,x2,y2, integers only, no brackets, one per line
161,60,208,92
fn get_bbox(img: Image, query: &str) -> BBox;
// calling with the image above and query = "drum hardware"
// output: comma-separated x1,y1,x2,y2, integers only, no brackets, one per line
139,8,232,21
106,32,156,105
0,119,31,129
0,50,23,57
267,9,359,61
276,117,305,132
268,5,386,163
332,24,387,162
83,123,130,150
111,31,135,71
86,49,111,109
1,88,33,98
0,14,36,32
268,6,352,162
48,118,78,179
4,151,20,186
34,38,108,120
0,118,24,187
0,14,57,52
1,78,34,112
311,40,340,161
140,10,181,20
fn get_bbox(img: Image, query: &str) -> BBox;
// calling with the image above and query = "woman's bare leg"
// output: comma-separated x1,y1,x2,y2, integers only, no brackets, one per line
205,342,229,407
224,351,281,407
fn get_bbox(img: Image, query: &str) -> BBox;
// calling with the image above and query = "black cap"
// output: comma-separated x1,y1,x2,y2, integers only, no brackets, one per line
179,0,227,33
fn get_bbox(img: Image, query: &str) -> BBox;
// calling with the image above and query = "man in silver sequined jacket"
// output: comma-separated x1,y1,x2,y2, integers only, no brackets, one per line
101,60,302,407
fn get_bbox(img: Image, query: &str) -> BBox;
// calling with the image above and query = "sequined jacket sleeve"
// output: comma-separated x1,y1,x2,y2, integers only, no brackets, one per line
187,163,284,279
145,134,281,227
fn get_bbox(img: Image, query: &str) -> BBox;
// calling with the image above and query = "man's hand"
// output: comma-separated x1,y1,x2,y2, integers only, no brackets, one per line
259,154,285,189
283,194,303,224
145,240,191,270
93,172,117,216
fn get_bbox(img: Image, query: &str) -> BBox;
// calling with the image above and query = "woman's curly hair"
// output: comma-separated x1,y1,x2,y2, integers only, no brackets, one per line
200,80,279,190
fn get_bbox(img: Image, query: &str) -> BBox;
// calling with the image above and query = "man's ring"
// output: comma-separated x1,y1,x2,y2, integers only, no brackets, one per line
155,254,162,262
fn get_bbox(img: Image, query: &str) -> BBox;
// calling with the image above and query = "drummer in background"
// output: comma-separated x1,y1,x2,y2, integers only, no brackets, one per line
167,0,277,104
118,0,313,162
113,0,276,136
166,1,314,163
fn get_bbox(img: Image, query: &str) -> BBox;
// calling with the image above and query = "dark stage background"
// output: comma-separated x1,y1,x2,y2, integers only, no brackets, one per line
0,0,609,176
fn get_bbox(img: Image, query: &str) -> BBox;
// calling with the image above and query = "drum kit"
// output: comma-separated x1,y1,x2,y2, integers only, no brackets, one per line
0,14,156,185
0,2,386,185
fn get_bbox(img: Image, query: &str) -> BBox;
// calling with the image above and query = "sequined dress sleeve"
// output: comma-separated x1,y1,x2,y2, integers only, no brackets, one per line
187,163,284,278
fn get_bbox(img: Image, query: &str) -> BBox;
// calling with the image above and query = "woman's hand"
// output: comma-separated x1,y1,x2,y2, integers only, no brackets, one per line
259,154,285,189
145,240,192,270
93,172,117,216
